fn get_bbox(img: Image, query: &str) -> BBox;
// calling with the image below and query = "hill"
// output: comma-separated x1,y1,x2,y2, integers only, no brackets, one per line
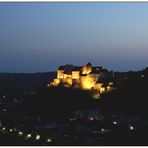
98,67,148,117
0,72,56,89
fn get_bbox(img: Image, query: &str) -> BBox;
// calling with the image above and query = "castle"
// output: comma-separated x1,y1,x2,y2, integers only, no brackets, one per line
48,62,114,96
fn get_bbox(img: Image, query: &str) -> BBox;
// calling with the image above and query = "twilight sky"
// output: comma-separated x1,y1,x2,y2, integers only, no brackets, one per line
0,2,148,72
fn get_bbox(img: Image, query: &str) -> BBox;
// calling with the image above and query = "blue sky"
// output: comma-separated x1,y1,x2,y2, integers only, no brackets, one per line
0,3,148,72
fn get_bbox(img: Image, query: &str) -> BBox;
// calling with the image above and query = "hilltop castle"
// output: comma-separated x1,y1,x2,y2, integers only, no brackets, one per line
48,63,114,95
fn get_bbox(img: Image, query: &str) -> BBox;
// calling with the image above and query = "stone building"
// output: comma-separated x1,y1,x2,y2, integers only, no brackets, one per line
48,62,114,94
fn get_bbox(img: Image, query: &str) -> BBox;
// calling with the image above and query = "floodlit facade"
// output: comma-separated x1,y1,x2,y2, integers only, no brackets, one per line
48,62,114,95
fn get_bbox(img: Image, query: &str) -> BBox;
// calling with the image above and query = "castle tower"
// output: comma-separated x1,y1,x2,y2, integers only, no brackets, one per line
81,62,92,75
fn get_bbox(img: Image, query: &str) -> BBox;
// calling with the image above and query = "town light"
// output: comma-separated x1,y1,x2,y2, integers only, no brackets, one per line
89,117,94,121
18,131,23,136
27,134,32,138
10,129,13,132
113,121,117,125
69,118,75,121
2,127,6,131
3,109,7,112
101,128,105,132
141,75,144,78
129,125,134,131
47,138,52,143
92,93,100,99
35,134,40,140
100,87,105,93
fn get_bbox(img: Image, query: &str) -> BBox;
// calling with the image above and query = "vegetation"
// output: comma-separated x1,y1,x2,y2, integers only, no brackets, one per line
99,67,148,117
19,86,94,120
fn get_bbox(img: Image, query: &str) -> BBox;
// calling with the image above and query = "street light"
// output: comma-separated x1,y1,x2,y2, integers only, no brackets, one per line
89,117,94,121
47,138,52,143
27,134,32,138
101,128,105,132
113,121,117,125
35,134,40,140
18,131,23,136
129,125,134,131
2,127,6,131
10,129,13,132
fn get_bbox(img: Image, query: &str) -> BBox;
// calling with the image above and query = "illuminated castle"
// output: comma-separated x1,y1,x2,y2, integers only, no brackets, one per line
48,62,114,94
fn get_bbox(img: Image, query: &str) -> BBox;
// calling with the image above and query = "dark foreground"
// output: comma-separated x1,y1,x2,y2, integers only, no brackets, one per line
1,111,148,146
0,68,148,145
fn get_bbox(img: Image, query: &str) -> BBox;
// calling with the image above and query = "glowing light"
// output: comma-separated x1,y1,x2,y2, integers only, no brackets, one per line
107,86,111,91
35,134,40,140
18,131,23,136
66,78,72,85
53,78,60,86
72,71,80,79
101,128,105,132
10,129,13,132
3,109,7,112
57,70,64,79
2,127,6,131
129,125,134,131
95,83,103,90
89,117,94,121
113,121,117,125
100,87,105,93
141,75,144,78
108,82,113,86
27,134,32,138
81,75,95,90
69,118,75,121
92,93,100,99
81,64,92,74
63,74,68,82
47,138,52,143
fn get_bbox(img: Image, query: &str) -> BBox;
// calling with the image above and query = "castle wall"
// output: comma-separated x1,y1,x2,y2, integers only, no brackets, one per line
80,74,96,90
53,78,60,86
72,71,80,79
66,78,72,85
94,83,103,90
63,74,67,82
66,74,72,85
57,70,64,79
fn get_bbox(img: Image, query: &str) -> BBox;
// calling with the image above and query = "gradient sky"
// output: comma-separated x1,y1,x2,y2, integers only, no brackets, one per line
0,2,148,72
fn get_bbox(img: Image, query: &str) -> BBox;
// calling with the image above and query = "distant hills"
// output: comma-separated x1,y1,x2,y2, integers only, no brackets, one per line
0,72,56,89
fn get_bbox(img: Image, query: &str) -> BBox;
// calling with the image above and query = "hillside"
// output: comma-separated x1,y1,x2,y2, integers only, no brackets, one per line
98,67,148,117
0,72,56,89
